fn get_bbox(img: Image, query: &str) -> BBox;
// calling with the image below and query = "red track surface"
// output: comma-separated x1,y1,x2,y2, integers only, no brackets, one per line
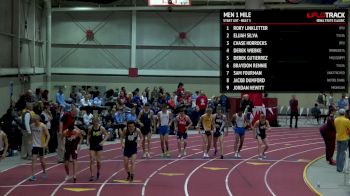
0,128,323,196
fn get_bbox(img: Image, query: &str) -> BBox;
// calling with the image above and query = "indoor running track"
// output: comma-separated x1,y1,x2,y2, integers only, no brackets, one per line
0,127,323,196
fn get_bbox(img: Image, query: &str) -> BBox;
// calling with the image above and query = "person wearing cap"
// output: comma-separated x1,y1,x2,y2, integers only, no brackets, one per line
334,108,350,172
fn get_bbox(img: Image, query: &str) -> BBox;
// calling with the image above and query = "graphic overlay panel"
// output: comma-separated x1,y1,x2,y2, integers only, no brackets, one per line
220,10,348,93
148,0,191,6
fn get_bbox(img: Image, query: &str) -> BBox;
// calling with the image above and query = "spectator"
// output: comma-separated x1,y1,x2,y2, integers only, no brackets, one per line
317,92,325,108
240,94,253,113
311,103,322,124
176,82,185,103
33,88,42,102
334,109,350,172
219,94,228,114
15,90,34,111
93,91,103,107
56,88,66,107
196,91,208,117
41,90,49,102
320,108,336,165
289,95,299,128
80,94,92,107
337,94,348,110
141,92,148,106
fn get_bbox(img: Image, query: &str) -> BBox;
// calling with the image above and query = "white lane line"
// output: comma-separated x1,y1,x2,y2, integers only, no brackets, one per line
0,182,144,188
263,147,323,196
140,131,319,196
224,142,323,196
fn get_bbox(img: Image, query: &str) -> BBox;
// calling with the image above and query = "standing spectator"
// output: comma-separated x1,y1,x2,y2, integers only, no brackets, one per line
41,103,53,138
311,103,322,124
320,108,336,165
240,94,253,113
93,91,103,107
0,108,16,156
33,88,42,102
20,103,34,159
289,95,299,128
176,82,185,104
219,94,228,114
141,92,148,106
337,94,348,110
151,86,159,103
56,88,66,107
58,106,78,163
317,92,325,108
327,92,335,109
196,91,208,117
115,108,126,138
15,90,34,111
334,109,350,172
42,90,49,102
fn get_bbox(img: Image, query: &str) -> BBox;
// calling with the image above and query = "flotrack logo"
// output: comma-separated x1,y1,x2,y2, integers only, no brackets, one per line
306,11,346,19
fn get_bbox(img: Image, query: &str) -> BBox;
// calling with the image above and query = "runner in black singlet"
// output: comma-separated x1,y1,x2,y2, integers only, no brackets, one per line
87,116,109,181
120,121,142,182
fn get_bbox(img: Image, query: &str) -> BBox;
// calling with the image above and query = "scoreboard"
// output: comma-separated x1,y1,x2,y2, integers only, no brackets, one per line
221,10,348,92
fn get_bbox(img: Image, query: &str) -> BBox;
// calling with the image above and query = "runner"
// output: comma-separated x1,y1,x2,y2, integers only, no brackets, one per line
62,124,83,183
87,116,110,181
138,103,154,158
212,107,228,159
253,113,271,160
175,107,192,158
0,127,8,161
196,108,214,158
120,121,143,182
232,109,247,158
157,104,173,158
29,115,50,181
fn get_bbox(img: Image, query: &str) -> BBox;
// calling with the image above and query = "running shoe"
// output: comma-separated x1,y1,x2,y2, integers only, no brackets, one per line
237,153,241,158
142,153,147,158
178,154,182,158
160,153,165,158
205,153,210,158
183,150,187,156
220,155,224,159
166,151,171,157
214,149,217,155
262,154,267,159
65,175,71,181
96,172,100,180
147,152,151,158
29,176,36,181
73,177,77,183
41,172,47,179
203,153,206,158
89,176,94,182
130,174,134,182
233,153,238,158
258,156,263,160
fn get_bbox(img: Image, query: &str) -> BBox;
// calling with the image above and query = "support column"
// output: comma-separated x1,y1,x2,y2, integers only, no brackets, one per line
130,10,137,69
33,0,36,73
45,0,51,91
245,0,264,9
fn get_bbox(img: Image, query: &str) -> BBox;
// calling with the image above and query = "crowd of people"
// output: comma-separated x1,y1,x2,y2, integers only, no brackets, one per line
4,83,271,182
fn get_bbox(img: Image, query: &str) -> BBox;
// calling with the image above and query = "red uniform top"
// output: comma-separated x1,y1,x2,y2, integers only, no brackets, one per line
177,116,187,133
196,95,208,110
61,112,75,132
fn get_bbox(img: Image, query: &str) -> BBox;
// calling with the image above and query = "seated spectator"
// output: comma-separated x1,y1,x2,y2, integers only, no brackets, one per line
80,94,92,107
93,91,103,107
311,103,322,124
56,88,66,107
